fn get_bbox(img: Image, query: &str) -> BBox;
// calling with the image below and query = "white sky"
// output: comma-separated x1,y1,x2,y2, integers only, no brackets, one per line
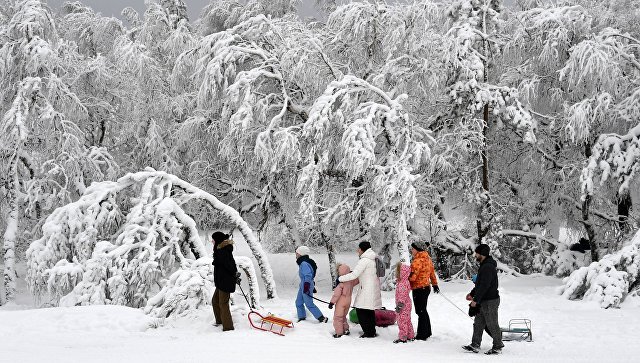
44,0,324,20
44,0,515,22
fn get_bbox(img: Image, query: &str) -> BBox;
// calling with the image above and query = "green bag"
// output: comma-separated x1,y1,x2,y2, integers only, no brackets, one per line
349,308,359,324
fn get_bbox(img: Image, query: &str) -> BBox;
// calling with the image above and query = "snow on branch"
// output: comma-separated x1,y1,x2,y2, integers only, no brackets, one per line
560,27,640,94
300,75,431,263
144,258,214,318
451,82,537,143
501,229,560,248
564,93,613,143
445,1,537,143
560,228,640,308
581,123,640,197
175,15,305,172
511,5,591,65
26,170,276,312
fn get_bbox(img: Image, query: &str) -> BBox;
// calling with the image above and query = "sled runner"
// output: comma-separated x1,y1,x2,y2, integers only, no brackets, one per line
247,311,294,336
501,319,532,342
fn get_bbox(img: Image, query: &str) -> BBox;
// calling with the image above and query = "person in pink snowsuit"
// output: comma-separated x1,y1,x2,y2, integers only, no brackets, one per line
329,263,358,338
395,263,415,343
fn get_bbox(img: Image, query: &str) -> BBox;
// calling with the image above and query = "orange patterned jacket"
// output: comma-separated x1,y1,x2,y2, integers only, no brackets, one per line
409,251,438,290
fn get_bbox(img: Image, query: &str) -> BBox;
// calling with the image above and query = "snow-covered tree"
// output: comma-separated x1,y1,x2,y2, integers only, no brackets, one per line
1,0,118,303
437,0,536,257
26,170,276,309
560,228,640,308
170,14,324,254
298,75,432,264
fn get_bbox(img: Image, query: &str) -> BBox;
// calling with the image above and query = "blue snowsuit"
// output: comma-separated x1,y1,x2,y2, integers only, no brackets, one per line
296,260,323,320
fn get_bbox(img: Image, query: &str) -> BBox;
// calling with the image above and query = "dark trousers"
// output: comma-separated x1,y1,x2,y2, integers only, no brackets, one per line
471,298,503,349
212,288,234,331
412,286,432,339
356,308,376,337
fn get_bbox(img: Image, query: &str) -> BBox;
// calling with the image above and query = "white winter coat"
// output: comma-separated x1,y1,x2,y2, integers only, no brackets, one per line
338,249,382,310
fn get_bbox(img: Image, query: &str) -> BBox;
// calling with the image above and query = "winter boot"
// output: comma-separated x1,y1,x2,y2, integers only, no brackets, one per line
318,316,329,323
485,348,502,355
462,345,480,353
359,333,378,338
333,334,342,338
344,330,350,336
393,339,408,344
297,317,306,323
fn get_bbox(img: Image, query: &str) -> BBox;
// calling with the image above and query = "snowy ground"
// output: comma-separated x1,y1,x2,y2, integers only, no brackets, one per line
2,243,640,362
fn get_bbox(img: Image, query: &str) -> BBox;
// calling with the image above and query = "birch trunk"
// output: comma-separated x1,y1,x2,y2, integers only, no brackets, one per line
3,162,18,304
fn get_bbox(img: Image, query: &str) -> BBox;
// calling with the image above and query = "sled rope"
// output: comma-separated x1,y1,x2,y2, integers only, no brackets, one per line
439,292,473,321
305,292,356,309
237,282,255,309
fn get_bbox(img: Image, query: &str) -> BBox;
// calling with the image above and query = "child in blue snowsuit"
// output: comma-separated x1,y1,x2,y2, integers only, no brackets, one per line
295,246,328,323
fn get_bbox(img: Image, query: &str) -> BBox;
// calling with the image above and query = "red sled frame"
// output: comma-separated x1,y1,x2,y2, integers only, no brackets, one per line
248,311,294,336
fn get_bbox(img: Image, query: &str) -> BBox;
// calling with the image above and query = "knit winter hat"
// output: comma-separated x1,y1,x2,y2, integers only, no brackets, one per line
212,231,229,244
296,245,310,256
411,242,425,252
358,241,371,252
475,244,491,257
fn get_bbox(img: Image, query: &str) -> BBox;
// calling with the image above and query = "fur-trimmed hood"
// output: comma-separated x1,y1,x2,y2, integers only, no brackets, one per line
216,239,234,249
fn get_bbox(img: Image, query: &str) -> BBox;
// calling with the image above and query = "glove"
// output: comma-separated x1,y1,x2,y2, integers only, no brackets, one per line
468,303,480,317
303,282,310,294
433,285,440,294
395,302,404,313
328,303,334,309
236,272,242,284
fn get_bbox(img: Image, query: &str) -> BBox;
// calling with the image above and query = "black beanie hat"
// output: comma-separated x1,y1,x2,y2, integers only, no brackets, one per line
212,231,229,244
411,242,425,252
475,244,491,257
358,241,371,252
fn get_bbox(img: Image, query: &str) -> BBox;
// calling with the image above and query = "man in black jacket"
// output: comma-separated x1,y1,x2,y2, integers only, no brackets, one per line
212,231,240,331
462,244,504,355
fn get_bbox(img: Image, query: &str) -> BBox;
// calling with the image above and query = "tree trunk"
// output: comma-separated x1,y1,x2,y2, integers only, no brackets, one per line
271,186,303,246
396,215,411,263
617,190,632,233
236,256,260,309
477,104,490,243
183,227,202,259
3,162,19,304
322,232,338,288
581,141,599,261
581,194,599,262
478,6,491,243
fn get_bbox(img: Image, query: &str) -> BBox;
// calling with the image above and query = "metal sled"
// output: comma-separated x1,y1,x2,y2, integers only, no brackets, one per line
501,319,532,342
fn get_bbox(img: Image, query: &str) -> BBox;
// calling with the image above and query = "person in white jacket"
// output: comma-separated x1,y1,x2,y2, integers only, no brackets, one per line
338,241,382,338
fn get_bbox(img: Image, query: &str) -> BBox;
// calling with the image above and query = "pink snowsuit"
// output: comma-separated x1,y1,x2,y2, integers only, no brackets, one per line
395,264,415,341
330,264,358,335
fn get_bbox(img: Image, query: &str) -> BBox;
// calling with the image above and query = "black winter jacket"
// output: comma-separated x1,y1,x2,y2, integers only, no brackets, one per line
470,256,499,304
213,239,238,293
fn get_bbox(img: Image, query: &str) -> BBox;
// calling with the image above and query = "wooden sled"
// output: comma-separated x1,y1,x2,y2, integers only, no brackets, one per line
501,319,532,342
248,311,294,336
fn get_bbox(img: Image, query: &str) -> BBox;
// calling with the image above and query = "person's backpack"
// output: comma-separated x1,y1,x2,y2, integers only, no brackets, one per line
375,256,385,277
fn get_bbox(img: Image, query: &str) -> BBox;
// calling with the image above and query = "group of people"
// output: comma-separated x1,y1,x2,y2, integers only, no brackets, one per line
210,231,504,355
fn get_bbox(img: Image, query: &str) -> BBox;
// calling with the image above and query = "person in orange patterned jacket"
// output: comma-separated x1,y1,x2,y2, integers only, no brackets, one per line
409,242,440,340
